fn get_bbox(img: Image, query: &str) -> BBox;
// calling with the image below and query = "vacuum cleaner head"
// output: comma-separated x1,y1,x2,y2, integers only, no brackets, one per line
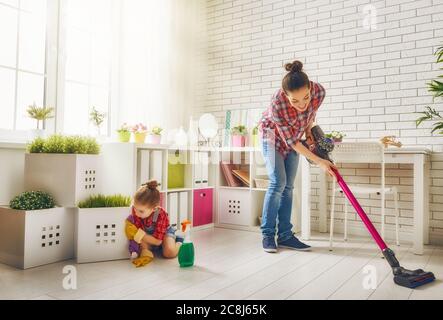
383,246,436,289
393,268,436,289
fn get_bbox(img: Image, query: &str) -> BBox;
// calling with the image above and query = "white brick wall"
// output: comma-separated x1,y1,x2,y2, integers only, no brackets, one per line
197,0,443,244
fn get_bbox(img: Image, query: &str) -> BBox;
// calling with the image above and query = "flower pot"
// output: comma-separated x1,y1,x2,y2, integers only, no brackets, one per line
232,135,246,148
147,134,162,145
252,134,260,148
75,207,131,263
28,129,46,140
0,207,75,269
118,131,131,143
134,132,147,144
25,154,101,207
333,138,343,144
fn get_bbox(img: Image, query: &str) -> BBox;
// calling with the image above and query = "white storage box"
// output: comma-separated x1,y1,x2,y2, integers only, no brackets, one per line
0,207,75,269
218,189,251,226
75,207,130,263
24,153,101,207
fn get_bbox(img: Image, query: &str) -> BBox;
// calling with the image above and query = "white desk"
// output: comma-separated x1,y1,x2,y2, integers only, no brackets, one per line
300,147,431,255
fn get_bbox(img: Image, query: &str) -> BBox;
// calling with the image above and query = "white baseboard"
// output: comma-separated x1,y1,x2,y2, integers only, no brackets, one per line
430,232,443,246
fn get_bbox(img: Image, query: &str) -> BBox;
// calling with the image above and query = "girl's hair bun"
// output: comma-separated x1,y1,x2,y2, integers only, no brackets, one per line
142,180,160,190
285,60,304,74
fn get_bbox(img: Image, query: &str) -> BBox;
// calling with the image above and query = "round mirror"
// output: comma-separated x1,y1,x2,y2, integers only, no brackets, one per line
198,113,218,140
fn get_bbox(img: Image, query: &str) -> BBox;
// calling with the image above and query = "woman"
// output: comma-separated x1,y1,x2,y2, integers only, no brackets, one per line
259,60,337,253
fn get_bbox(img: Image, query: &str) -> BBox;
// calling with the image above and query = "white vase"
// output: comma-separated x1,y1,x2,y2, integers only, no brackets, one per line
28,129,46,141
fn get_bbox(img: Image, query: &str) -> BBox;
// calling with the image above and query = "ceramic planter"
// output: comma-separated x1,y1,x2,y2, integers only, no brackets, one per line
232,135,246,148
134,132,147,144
147,134,162,145
75,207,130,263
25,153,101,207
0,207,75,269
118,131,131,143
252,134,260,148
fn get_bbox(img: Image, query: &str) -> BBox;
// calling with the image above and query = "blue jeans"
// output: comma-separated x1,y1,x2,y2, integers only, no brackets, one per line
261,141,299,242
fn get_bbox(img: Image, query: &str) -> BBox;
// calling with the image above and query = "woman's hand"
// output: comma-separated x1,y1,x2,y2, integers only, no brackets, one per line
318,159,338,179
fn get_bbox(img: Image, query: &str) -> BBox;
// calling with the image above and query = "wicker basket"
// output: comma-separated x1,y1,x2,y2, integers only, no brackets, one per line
255,178,270,189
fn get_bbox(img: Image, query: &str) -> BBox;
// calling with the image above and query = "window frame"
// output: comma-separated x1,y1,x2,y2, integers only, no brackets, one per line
0,0,58,141
55,0,121,137
0,0,121,142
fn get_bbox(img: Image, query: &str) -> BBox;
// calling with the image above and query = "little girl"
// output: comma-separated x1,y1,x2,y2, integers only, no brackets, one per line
125,180,183,267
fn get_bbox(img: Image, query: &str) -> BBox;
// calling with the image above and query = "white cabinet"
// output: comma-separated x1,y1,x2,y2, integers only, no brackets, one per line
218,188,251,226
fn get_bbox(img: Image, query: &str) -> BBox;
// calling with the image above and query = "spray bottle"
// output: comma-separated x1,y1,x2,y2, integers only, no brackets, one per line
178,220,194,268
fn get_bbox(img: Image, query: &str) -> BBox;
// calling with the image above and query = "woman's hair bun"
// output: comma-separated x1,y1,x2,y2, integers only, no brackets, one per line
285,60,304,74
143,180,160,190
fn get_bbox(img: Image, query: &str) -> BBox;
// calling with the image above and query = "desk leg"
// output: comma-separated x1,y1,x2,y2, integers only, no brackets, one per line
413,154,426,255
424,158,430,245
319,170,328,233
301,158,311,241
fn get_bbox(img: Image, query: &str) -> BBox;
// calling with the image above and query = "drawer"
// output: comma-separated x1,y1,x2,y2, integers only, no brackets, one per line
218,189,251,226
193,189,213,227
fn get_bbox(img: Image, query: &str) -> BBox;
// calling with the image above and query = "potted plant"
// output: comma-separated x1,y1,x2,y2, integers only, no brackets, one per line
251,126,260,147
117,123,131,143
416,107,443,135
25,135,101,207
89,107,106,137
26,103,54,139
326,131,346,143
231,125,248,147
131,123,148,144
0,191,74,269
147,126,163,144
75,194,132,263
416,45,443,135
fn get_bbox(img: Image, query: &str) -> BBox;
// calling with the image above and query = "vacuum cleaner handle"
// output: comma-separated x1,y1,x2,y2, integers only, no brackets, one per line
332,167,388,252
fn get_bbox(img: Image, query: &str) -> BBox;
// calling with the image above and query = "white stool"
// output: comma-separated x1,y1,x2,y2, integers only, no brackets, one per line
328,142,401,250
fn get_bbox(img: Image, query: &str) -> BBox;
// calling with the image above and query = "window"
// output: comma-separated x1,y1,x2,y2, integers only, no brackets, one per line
0,0,196,140
0,0,48,131
59,0,115,136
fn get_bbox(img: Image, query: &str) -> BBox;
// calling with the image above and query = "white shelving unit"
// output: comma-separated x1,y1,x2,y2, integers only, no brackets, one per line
215,147,269,231
101,143,217,231
101,143,302,234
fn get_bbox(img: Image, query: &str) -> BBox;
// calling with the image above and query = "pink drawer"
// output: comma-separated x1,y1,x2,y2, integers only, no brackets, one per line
193,189,213,227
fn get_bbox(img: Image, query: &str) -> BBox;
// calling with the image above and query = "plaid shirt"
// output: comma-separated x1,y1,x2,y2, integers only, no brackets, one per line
129,206,170,241
259,81,326,158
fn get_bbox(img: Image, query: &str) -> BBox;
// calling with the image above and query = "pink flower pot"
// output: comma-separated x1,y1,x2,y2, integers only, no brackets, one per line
232,135,246,148
147,134,162,144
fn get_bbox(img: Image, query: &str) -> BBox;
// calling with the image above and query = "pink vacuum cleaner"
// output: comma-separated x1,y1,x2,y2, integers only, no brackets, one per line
306,126,435,289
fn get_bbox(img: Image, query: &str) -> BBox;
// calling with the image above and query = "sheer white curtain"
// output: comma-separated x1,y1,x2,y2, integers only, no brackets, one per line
117,0,207,135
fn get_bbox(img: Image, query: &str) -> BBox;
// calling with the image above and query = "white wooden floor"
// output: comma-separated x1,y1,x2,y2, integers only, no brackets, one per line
0,228,442,300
